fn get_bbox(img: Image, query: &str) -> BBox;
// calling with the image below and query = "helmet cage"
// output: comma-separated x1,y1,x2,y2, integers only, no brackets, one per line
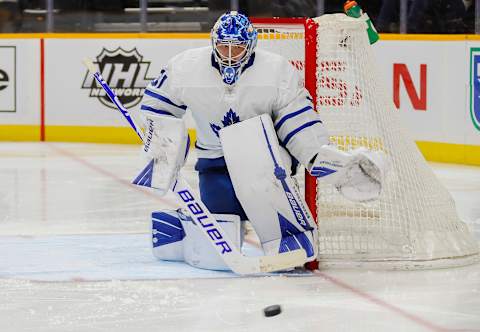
212,38,253,69
211,11,258,85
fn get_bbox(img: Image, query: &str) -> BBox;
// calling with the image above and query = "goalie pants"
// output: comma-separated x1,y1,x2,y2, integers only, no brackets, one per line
195,157,248,221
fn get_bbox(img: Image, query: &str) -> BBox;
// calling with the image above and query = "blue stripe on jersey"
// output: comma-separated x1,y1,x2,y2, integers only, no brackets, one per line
157,75,167,89
151,70,166,88
144,89,188,111
184,134,190,161
282,120,322,146
274,106,314,131
195,142,208,150
140,105,174,116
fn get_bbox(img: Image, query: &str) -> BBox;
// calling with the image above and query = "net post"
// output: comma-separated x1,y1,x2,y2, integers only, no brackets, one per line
304,18,320,271
304,18,319,224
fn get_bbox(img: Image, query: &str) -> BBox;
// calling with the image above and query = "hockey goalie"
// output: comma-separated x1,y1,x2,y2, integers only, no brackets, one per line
134,11,388,273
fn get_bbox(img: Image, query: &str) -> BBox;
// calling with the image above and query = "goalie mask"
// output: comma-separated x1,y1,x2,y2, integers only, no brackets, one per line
211,11,257,85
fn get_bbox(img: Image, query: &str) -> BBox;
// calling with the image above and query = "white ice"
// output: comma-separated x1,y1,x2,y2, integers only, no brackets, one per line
0,142,479,332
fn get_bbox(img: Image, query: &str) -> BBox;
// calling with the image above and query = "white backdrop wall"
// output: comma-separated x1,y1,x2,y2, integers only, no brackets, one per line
0,39,40,125
374,40,480,146
0,35,479,162
45,38,208,128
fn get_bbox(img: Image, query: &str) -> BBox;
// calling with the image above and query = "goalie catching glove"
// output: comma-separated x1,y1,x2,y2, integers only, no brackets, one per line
308,144,388,202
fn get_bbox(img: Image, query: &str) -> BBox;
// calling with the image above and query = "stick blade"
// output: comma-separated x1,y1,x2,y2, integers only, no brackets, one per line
257,249,308,273
225,249,307,275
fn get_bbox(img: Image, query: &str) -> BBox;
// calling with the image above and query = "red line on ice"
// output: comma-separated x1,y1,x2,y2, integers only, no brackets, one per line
314,270,469,332
46,143,178,209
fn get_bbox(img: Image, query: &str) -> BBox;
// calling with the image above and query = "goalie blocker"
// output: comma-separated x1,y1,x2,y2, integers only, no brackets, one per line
133,112,190,194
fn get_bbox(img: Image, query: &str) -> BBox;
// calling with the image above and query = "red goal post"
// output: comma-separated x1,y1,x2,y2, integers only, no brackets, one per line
250,17,319,220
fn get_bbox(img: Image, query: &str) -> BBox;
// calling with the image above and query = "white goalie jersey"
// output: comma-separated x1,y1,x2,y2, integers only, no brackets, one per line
140,46,328,168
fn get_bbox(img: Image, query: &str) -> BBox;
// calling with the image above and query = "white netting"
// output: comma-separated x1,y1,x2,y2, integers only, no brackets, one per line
255,23,305,85
254,15,479,269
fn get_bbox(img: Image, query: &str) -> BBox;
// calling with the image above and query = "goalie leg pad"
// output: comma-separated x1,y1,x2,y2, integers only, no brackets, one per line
263,216,316,260
219,114,317,262
151,210,242,271
182,213,241,271
152,210,186,261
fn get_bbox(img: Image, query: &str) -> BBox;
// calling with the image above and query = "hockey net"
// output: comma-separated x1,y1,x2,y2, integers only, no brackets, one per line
252,15,479,269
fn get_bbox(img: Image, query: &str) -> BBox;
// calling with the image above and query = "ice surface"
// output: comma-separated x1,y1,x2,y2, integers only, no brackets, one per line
0,233,297,281
0,142,479,332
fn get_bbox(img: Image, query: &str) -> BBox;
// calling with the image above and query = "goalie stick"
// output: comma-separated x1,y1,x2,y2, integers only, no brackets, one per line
83,59,308,275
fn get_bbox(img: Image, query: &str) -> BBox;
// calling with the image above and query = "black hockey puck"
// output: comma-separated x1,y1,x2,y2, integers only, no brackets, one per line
263,304,282,317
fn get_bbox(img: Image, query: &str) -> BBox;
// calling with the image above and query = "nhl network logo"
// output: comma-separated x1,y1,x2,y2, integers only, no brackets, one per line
82,47,154,109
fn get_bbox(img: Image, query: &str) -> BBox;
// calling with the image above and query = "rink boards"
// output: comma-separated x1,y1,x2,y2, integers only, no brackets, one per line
0,33,479,165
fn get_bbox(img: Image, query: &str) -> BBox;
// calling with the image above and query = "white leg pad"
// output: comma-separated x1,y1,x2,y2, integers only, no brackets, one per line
152,210,186,261
183,214,241,271
219,114,318,262
151,210,242,271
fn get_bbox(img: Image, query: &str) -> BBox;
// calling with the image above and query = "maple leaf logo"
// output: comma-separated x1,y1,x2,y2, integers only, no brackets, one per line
210,109,241,137
221,109,241,127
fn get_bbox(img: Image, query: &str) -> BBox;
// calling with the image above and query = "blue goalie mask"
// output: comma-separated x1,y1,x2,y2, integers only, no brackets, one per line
211,11,257,85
